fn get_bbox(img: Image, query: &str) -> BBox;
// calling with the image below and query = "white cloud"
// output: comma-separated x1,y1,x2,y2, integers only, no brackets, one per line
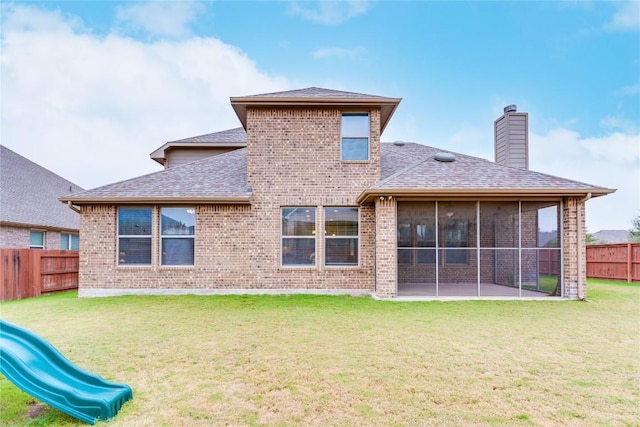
288,1,369,25
312,46,365,59
530,128,640,232
1,5,289,190
600,116,638,134
615,83,640,96
606,1,640,30
115,1,205,38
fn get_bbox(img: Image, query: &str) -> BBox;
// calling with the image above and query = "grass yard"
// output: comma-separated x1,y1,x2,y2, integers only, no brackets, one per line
1,279,638,426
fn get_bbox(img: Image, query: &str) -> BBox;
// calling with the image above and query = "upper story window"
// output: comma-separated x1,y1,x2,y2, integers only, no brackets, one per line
118,207,152,265
30,230,45,249
161,207,195,266
341,113,369,161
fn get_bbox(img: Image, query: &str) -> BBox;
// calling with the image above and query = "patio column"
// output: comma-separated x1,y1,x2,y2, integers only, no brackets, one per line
375,196,397,298
563,197,586,299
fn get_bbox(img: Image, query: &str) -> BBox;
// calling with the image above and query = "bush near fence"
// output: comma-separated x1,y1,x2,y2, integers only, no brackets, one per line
1,249,79,301
586,243,640,283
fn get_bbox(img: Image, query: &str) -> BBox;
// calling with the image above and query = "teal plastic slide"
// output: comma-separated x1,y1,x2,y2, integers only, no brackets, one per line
0,319,132,424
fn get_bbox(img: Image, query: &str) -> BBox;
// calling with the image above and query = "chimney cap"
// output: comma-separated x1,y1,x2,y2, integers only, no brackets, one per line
504,105,517,113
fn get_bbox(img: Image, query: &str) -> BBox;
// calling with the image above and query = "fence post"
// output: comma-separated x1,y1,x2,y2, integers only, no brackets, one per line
628,243,632,283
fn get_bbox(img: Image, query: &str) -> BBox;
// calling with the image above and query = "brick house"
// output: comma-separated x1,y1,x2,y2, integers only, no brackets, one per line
1,145,84,250
61,88,613,299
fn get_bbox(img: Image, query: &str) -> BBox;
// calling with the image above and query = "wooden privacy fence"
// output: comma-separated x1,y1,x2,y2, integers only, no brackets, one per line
1,249,79,301
586,243,640,283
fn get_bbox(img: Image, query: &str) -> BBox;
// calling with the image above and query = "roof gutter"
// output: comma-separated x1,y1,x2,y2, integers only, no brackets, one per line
59,196,252,205
67,201,81,213
356,188,615,204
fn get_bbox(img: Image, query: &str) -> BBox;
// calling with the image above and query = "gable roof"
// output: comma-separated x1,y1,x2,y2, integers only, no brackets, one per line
150,127,247,165
357,143,614,203
61,148,250,204
230,87,401,134
0,145,84,230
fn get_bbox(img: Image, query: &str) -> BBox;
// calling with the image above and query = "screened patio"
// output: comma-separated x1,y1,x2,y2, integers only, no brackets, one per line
397,201,562,298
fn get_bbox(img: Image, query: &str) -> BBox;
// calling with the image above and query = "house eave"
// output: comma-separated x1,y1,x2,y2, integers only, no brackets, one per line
59,196,252,205
0,220,79,232
230,96,402,134
356,188,616,204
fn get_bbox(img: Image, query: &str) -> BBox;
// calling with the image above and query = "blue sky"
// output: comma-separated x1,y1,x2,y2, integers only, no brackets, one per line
1,1,638,232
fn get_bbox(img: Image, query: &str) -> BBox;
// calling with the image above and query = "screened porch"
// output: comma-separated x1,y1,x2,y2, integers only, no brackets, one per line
397,201,562,298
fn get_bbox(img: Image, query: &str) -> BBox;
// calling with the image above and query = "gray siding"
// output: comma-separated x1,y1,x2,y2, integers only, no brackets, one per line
165,148,240,169
494,112,528,169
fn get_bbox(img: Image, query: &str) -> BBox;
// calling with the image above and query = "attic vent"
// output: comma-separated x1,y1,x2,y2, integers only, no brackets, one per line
504,104,517,113
434,152,456,162
393,141,405,146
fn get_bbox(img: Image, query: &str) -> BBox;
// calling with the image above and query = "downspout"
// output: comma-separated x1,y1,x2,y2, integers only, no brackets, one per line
577,193,592,300
67,201,81,214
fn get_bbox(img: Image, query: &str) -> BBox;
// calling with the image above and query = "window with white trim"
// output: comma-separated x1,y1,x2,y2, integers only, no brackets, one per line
161,207,195,266
341,113,369,161
30,230,45,249
117,207,152,265
324,207,359,266
281,207,316,266
60,233,79,250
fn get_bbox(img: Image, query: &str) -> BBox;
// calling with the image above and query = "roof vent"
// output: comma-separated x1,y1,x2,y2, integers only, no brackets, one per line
504,104,517,113
434,152,456,162
393,141,405,146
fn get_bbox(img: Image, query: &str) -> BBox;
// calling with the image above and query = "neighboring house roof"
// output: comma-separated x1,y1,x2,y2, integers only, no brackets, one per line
0,145,84,230
592,230,631,244
61,148,250,204
150,127,247,166
61,139,613,206
230,87,402,134
357,143,614,203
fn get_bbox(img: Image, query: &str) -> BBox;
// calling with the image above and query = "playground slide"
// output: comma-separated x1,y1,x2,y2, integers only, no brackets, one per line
0,319,132,425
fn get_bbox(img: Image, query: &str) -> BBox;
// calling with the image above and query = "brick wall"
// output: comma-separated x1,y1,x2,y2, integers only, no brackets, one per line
563,197,585,299
78,107,382,294
0,224,69,250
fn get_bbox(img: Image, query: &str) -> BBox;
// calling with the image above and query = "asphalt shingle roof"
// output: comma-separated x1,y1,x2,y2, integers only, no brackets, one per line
0,145,84,229
167,127,247,144
62,148,249,203
63,139,611,205
377,142,608,192
236,87,390,100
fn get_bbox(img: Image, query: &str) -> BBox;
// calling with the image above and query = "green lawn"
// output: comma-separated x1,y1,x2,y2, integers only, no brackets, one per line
1,280,638,426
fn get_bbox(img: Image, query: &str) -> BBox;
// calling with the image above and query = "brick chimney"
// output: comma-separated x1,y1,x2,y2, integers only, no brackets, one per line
494,105,528,169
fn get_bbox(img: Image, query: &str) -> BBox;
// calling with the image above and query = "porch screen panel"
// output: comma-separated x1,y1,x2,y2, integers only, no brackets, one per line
118,207,152,265
480,202,519,292
282,208,316,266
521,202,561,295
397,202,436,293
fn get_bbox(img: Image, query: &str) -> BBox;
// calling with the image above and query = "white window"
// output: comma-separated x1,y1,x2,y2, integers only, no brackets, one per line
324,207,359,266
160,207,195,266
30,230,45,249
60,234,79,250
281,207,316,266
117,207,152,265
341,113,369,161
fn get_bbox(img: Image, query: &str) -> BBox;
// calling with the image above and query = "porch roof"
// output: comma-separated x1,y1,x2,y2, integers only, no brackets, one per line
358,142,615,203
60,148,251,205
